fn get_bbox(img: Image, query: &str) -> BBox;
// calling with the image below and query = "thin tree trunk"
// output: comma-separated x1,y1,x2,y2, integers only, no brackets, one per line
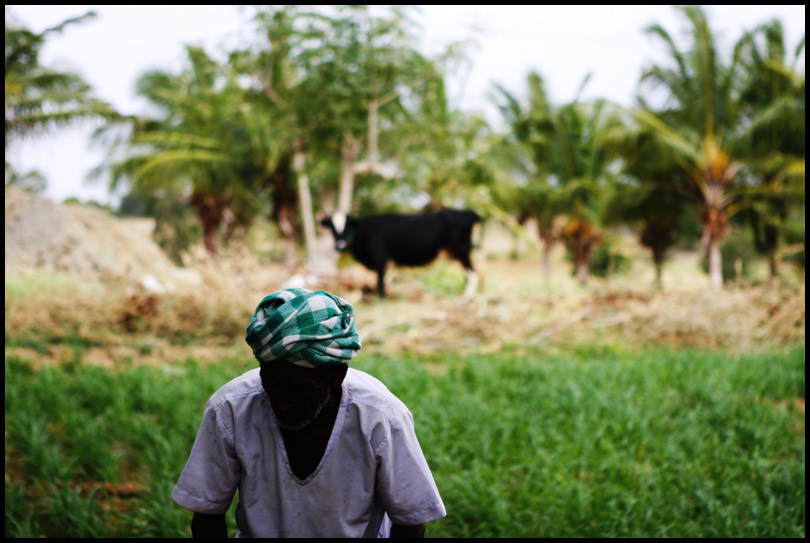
541,235,553,288
337,135,361,214
768,253,778,283
202,228,219,255
367,98,380,163
293,150,316,262
707,234,723,288
701,205,727,289
576,259,589,286
336,101,398,214
564,220,598,287
190,192,226,255
653,259,663,291
277,206,298,266
538,222,555,290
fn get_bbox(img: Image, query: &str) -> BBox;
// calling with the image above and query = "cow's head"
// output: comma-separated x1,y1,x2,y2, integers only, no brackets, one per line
320,212,354,252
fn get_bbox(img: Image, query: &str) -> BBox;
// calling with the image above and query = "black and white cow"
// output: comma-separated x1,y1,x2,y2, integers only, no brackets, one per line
320,209,481,297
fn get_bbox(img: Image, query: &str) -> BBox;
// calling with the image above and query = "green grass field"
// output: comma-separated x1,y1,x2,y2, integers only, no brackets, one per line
4,343,805,538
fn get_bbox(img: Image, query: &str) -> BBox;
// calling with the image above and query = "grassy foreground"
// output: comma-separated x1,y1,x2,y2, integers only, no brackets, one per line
4,344,805,538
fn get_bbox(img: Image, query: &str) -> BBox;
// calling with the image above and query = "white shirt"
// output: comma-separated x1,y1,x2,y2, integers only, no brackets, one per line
170,367,446,537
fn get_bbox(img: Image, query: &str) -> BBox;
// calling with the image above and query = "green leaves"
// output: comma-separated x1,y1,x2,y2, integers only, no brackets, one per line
5,12,121,145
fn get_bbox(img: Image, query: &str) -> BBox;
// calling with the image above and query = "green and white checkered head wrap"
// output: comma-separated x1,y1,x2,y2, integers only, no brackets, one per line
245,288,362,368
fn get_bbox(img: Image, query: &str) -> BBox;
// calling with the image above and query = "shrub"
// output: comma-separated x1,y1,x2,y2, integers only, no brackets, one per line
588,237,632,278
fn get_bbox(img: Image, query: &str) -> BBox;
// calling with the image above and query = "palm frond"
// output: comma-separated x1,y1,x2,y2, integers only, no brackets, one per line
627,109,701,167
136,149,235,178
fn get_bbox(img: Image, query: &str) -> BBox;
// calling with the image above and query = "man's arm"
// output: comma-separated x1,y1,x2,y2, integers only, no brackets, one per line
391,522,426,538
191,512,228,538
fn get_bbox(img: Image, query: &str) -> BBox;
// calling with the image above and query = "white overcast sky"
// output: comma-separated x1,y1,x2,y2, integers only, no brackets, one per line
5,5,806,205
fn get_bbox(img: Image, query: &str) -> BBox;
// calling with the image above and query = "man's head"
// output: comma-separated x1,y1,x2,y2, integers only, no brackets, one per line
245,288,361,367
245,289,361,429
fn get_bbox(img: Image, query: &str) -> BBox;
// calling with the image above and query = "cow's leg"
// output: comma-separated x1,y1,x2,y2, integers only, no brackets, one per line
463,268,479,298
450,238,478,297
375,261,388,297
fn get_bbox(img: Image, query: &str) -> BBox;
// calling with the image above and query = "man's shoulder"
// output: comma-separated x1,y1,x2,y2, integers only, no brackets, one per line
207,367,264,409
344,368,411,421
344,367,393,396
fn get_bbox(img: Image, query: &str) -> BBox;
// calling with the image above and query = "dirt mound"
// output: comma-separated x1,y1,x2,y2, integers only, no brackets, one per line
5,187,198,291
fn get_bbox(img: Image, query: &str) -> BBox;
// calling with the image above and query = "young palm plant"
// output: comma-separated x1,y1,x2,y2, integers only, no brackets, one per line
552,99,624,286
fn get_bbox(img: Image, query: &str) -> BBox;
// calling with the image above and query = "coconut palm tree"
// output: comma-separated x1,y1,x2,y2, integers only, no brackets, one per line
106,46,265,255
554,99,624,286
630,5,788,289
501,79,626,286
231,6,317,265
495,72,563,286
497,72,625,286
632,6,805,288
733,19,805,280
600,157,693,290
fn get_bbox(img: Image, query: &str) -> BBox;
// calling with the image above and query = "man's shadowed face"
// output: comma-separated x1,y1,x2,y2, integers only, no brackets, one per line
260,361,348,431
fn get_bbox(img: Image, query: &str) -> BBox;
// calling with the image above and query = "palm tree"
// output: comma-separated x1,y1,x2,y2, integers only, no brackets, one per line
498,72,625,286
106,46,261,255
632,5,761,288
5,10,119,185
601,157,693,290
495,72,563,286
232,6,315,265
501,78,627,286
600,101,703,290
553,99,623,286
733,19,805,280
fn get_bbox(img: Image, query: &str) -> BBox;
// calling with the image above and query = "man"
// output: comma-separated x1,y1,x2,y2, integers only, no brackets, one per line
171,288,446,538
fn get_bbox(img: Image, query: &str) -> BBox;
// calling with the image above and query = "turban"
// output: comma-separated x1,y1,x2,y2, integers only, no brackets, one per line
245,288,362,368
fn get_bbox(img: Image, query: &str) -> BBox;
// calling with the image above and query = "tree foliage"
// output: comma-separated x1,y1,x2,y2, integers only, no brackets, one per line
732,18,805,279
106,45,264,254
5,9,120,190
104,5,480,263
12,6,801,290
626,6,805,288
496,72,624,285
